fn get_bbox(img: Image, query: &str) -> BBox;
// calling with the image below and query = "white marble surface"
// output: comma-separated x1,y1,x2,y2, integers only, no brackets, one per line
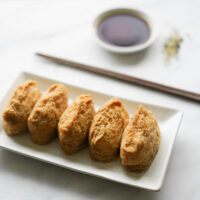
0,0,200,199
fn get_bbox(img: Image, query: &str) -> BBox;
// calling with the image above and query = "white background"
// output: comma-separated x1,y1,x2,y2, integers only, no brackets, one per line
0,0,199,199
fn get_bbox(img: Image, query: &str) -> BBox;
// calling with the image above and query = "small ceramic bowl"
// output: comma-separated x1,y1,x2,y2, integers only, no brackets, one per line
93,8,158,54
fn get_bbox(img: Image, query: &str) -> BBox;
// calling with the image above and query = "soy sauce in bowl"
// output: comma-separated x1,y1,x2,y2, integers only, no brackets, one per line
97,14,150,47
94,8,157,53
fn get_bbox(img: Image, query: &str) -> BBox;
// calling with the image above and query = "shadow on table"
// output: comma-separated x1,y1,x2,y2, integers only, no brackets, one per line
105,47,151,67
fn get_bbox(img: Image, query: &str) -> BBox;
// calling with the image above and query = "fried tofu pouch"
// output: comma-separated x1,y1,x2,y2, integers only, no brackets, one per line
28,84,68,145
58,95,95,154
120,104,160,172
3,80,41,135
89,97,129,162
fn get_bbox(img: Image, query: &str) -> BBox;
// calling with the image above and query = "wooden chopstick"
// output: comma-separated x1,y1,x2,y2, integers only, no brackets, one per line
36,52,200,102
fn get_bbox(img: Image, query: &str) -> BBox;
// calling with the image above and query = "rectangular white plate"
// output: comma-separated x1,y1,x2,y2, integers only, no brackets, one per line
0,72,183,191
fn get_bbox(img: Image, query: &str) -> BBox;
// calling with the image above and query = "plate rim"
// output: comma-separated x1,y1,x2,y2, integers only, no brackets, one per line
23,70,183,112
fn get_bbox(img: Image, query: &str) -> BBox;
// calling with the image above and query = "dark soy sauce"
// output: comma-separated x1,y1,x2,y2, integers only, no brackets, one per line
97,14,150,47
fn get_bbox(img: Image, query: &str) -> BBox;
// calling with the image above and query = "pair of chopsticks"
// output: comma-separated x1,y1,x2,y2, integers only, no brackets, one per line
36,52,200,102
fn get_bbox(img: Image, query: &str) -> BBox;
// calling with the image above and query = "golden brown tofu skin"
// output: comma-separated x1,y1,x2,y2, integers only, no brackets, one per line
28,84,68,145
58,95,95,154
89,97,129,162
3,80,42,136
120,104,160,172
